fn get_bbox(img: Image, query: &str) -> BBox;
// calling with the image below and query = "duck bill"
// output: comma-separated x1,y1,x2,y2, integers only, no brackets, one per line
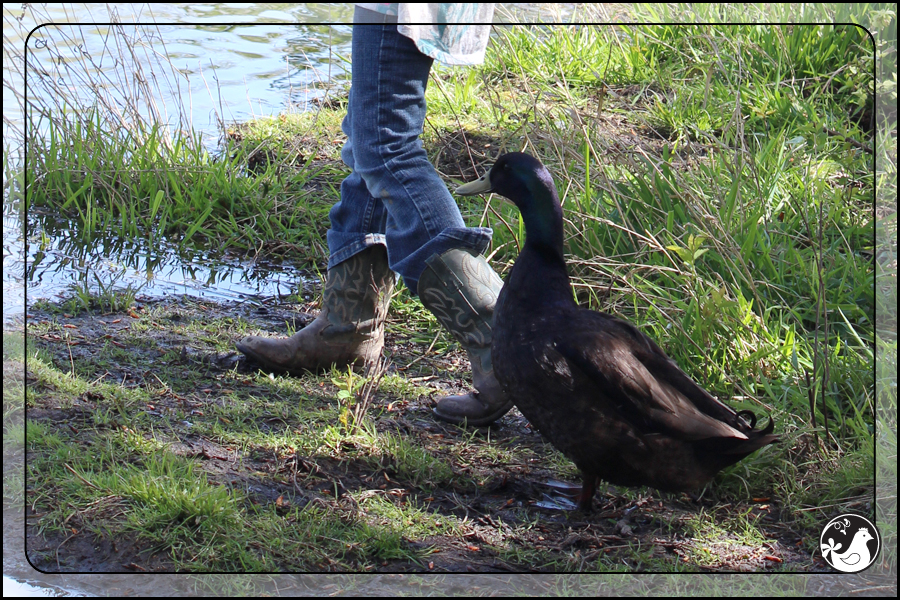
455,171,493,196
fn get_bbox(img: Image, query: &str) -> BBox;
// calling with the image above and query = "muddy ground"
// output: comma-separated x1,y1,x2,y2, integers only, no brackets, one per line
9,293,891,592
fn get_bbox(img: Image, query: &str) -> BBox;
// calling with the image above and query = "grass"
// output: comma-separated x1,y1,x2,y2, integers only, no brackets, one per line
5,0,895,587
20,294,828,575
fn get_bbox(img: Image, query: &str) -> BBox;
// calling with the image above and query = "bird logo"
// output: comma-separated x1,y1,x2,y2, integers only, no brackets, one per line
820,515,881,573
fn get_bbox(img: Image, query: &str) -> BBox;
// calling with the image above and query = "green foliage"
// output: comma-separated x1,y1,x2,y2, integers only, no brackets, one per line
104,453,239,529
26,111,332,257
331,366,369,433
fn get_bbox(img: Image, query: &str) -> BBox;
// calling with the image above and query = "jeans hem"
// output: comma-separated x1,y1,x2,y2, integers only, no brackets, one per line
327,234,388,270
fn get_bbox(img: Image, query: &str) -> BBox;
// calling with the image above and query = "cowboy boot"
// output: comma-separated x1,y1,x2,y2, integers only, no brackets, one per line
237,245,394,373
418,248,513,426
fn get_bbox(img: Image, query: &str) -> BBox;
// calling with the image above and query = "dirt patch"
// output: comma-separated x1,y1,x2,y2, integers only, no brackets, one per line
14,296,871,576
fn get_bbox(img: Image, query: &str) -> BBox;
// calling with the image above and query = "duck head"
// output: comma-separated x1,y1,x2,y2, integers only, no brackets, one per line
456,152,564,257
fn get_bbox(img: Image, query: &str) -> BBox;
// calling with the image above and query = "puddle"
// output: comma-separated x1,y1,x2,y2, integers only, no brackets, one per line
5,205,316,326
3,508,92,597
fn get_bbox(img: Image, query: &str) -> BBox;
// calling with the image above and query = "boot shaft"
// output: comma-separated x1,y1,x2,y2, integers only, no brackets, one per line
418,248,503,351
322,244,396,338
419,248,513,426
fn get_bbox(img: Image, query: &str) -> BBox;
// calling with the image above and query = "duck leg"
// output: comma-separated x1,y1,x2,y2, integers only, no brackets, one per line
576,474,599,511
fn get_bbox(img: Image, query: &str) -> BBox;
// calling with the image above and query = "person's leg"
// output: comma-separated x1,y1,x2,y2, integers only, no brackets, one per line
330,19,492,295
323,7,394,269
234,8,404,374
334,22,511,424
239,15,512,424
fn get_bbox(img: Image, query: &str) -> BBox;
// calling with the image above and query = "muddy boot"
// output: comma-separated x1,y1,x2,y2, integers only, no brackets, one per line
418,248,513,426
237,245,394,373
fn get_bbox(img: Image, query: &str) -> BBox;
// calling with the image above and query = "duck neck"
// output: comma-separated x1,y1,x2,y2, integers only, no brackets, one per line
520,185,566,267
513,189,572,303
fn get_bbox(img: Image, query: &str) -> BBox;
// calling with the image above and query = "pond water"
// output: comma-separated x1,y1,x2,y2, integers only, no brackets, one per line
3,575,84,597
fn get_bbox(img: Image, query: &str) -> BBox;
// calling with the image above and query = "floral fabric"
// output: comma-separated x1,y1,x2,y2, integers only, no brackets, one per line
355,3,495,65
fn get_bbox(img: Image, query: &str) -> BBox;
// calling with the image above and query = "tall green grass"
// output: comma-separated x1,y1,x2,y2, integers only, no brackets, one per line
26,109,333,257
470,21,877,457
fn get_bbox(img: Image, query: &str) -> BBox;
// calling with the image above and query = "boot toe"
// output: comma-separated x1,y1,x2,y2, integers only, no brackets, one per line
235,335,265,360
236,335,293,372
432,393,514,427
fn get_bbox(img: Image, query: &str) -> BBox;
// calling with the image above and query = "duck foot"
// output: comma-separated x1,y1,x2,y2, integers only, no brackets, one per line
533,493,579,511
533,476,606,512
576,475,600,512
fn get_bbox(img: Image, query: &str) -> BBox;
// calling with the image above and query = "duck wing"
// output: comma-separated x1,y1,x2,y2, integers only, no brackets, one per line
549,309,750,442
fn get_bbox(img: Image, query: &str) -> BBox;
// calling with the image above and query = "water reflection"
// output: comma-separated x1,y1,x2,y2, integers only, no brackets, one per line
2,575,81,597
21,209,312,315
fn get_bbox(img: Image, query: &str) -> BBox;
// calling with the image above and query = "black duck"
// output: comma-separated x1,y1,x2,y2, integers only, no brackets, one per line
456,152,778,510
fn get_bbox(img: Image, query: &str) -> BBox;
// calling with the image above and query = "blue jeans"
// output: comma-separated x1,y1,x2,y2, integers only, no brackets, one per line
326,11,493,296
